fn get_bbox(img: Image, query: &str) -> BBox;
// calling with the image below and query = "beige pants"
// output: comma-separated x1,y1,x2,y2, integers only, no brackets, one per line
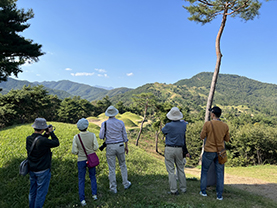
106,143,130,191
165,146,187,193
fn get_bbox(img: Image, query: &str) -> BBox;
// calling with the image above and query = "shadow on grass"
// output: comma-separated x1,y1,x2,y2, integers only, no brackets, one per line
1,157,277,208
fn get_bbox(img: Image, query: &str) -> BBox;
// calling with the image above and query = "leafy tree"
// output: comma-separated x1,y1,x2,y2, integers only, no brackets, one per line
152,102,173,153
115,101,127,114
92,95,112,116
0,0,44,84
183,0,262,121
58,96,94,124
132,93,157,146
0,85,60,127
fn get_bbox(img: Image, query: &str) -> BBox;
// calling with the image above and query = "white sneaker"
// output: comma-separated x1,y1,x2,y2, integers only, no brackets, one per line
199,191,207,197
125,181,132,190
81,200,86,206
217,196,223,200
92,195,98,200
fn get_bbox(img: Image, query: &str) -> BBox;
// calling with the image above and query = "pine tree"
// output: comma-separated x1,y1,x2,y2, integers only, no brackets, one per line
0,0,44,84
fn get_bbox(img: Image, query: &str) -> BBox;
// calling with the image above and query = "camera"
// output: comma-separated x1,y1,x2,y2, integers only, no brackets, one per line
99,142,107,151
45,124,55,132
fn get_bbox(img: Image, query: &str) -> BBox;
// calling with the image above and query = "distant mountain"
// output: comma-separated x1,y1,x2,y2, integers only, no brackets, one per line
0,78,73,100
110,72,277,116
2,73,277,117
0,78,132,101
94,85,114,90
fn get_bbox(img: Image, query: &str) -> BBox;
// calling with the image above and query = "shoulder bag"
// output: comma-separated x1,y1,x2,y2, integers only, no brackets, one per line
210,121,228,165
77,134,99,168
19,136,40,176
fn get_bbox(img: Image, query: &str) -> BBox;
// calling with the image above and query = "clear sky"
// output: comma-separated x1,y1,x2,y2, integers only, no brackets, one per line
14,0,277,89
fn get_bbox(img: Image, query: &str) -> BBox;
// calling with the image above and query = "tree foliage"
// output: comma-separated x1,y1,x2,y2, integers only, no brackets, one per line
58,96,94,124
0,0,44,83
0,85,60,127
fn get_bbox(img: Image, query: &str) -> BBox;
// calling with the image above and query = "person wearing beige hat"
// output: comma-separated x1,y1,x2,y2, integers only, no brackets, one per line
26,118,59,208
99,106,131,194
162,107,190,195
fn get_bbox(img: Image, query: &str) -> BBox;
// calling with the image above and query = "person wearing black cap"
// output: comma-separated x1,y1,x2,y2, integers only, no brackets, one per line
199,106,230,200
26,118,59,208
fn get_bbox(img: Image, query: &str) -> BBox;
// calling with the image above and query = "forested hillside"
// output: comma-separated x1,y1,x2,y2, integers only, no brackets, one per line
110,72,277,117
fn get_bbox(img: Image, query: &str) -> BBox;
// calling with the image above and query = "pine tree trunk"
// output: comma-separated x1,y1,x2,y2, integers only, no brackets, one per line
200,8,228,186
135,102,148,146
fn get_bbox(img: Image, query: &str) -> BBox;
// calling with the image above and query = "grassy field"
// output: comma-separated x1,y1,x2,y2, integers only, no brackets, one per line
225,165,277,183
0,122,276,208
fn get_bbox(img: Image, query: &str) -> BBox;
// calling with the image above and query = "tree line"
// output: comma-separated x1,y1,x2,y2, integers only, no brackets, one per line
1,85,277,167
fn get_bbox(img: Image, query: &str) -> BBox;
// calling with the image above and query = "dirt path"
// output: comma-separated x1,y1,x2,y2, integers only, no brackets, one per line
185,168,277,202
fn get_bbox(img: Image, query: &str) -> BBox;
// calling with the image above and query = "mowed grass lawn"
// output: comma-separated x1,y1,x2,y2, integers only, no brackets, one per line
0,122,276,208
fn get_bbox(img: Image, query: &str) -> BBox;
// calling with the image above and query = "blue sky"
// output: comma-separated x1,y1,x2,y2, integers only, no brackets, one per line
14,0,277,89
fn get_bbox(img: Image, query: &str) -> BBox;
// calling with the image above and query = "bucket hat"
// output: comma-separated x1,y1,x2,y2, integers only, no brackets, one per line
32,118,48,129
77,118,89,130
166,107,183,121
105,106,119,117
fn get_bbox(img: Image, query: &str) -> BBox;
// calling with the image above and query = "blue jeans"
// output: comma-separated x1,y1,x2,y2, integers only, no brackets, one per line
77,160,97,201
29,169,51,208
200,152,224,198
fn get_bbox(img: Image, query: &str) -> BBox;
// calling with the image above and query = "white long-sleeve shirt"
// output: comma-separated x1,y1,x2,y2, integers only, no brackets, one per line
99,117,128,144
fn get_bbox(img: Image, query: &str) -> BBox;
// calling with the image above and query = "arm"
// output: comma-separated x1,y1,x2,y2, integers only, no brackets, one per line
124,141,128,155
183,134,190,157
200,122,207,140
224,126,230,142
93,134,99,151
72,135,78,155
41,131,59,148
99,122,106,140
161,123,169,135
121,122,129,154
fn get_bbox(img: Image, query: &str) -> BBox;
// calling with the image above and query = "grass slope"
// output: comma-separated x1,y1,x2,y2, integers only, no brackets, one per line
0,123,276,208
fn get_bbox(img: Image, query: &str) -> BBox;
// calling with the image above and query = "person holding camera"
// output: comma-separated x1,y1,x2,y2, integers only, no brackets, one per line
72,118,99,206
162,107,190,195
99,106,131,194
26,118,59,208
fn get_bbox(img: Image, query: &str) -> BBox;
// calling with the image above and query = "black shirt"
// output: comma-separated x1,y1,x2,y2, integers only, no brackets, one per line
26,132,59,172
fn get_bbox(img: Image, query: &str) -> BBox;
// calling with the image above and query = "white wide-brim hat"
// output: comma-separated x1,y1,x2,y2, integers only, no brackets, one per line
166,107,183,121
32,118,48,129
77,118,89,130
105,106,119,117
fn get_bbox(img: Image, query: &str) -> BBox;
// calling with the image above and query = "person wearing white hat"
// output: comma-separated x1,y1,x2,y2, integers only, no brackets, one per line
26,118,59,208
99,106,131,193
162,107,190,195
72,118,99,206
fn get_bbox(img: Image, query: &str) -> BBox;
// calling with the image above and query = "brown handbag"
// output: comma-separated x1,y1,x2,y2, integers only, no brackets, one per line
210,121,228,164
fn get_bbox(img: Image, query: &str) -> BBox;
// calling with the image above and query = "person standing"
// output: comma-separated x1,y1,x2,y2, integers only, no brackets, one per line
26,118,59,208
162,107,190,195
99,106,131,194
199,106,230,200
72,118,99,206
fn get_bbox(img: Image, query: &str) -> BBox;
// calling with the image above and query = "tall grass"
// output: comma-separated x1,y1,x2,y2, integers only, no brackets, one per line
0,122,276,208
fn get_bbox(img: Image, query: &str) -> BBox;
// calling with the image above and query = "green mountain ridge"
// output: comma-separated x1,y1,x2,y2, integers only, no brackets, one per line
0,78,132,101
1,72,277,116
